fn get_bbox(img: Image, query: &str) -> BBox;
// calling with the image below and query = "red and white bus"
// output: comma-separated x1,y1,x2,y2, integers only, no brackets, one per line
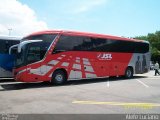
10,30,150,84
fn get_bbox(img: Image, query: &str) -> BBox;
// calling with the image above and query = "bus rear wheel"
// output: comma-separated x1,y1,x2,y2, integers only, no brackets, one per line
51,70,66,85
125,67,133,79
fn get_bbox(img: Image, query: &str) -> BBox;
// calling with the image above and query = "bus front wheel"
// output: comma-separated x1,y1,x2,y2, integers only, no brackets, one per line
51,70,67,85
125,67,133,79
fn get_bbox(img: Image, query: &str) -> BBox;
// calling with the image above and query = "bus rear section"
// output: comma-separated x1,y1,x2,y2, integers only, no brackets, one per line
0,36,20,78
10,30,150,84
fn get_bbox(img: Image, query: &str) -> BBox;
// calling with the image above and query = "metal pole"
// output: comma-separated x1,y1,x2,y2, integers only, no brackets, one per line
8,28,12,36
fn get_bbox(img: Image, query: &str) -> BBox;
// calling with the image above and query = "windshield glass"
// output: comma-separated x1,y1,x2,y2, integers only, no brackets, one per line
15,44,26,68
26,42,43,65
14,34,57,68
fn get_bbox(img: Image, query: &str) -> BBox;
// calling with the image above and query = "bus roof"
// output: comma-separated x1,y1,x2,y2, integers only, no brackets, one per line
25,30,147,43
0,36,21,41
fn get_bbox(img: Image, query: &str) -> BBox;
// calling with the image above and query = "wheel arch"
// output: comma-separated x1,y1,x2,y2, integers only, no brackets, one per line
124,66,134,78
52,68,68,80
127,66,134,74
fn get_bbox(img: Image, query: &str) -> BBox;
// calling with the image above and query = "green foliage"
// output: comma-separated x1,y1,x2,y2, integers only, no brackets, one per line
135,36,148,41
135,31,160,62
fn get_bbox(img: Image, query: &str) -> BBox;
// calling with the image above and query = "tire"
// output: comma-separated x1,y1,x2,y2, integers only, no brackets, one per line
51,70,66,85
125,67,133,79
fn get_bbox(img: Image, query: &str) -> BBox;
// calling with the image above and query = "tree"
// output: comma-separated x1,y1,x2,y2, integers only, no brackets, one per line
135,31,160,62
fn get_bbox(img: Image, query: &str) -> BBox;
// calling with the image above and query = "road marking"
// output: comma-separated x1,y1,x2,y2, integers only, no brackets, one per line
72,100,160,107
136,79,149,88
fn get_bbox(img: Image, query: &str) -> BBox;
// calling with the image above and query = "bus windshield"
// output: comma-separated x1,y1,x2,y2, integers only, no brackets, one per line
15,44,26,68
14,34,57,68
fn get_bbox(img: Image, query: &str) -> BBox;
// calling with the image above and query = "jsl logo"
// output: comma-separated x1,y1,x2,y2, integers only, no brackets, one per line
97,53,112,60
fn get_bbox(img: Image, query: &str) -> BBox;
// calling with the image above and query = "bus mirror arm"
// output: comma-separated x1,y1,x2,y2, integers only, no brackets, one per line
18,39,43,53
9,44,19,54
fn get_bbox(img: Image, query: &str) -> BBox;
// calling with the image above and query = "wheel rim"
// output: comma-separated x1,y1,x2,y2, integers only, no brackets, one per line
126,69,132,77
55,74,63,82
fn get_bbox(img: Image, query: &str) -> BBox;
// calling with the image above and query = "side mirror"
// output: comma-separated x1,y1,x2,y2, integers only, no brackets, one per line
9,44,19,54
18,40,43,53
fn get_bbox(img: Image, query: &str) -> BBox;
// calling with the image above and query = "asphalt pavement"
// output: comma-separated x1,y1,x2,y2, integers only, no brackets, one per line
0,70,160,114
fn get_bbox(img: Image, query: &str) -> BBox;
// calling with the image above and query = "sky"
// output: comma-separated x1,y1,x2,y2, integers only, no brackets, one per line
0,0,160,37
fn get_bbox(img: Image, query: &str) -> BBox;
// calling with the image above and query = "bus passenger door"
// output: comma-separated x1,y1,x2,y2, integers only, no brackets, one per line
26,43,44,81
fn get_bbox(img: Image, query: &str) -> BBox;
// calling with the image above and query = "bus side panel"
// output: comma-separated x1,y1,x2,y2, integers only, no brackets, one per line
14,51,134,82
14,52,140,82
107,53,133,77
128,52,150,74
44,52,133,79
0,54,14,78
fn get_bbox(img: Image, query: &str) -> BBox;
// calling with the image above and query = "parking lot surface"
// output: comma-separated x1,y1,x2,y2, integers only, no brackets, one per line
0,71,160,114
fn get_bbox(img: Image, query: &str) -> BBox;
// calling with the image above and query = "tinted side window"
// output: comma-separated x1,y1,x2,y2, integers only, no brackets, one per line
89,38,106,51
54,35,105,52
0,40,6,54
53,36,149,53
93,39,148,53
135,42,149,53
0,40,20,54
26,42,48,64
74,37,93,51
54,36,75,51
5,40,20,54
90,38,112,52
25,34,56,43
87,38,135,53
26,34,57,55
106,40,135,53
53,35,85,52
26,43,41,64
8,40,19,46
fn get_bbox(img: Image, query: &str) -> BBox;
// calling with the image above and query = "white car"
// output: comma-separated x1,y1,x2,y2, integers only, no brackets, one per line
150,63,155,70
